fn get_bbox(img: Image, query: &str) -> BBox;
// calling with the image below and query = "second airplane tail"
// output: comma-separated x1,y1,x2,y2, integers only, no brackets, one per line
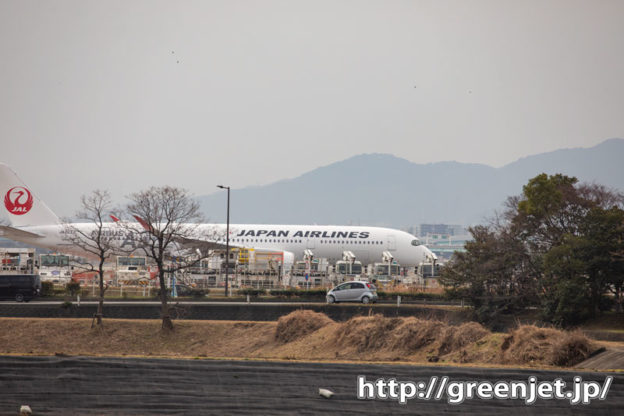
0,163,60,227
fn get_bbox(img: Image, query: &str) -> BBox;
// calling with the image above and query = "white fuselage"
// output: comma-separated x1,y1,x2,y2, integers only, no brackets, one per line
0,161,435,269
11,223,435,268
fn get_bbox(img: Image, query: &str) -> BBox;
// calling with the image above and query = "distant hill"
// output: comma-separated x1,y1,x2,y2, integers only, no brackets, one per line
198,138,624,228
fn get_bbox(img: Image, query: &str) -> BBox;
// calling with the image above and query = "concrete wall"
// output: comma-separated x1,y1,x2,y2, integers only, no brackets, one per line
0,302,463,323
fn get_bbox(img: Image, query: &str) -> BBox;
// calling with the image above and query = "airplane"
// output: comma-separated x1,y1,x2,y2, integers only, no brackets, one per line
0,162,436,271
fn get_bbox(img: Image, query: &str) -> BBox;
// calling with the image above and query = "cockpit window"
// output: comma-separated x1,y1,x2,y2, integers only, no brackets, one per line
411,239,421,246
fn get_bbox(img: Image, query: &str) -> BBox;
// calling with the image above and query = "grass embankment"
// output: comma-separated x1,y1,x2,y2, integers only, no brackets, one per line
0,311,606,369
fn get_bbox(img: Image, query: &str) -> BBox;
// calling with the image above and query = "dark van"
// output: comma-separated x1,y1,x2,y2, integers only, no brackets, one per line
0,274,41,302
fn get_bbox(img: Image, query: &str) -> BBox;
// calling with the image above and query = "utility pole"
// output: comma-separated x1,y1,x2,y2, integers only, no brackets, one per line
217,185,230,297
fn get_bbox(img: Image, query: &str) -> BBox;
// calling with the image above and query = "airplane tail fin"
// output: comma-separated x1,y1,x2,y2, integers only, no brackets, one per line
0,163,60,227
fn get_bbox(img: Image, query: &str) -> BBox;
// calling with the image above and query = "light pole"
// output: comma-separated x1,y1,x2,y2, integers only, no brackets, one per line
217,185,230,297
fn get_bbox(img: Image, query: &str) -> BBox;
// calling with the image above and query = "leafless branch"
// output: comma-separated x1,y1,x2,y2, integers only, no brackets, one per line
123,186,214,330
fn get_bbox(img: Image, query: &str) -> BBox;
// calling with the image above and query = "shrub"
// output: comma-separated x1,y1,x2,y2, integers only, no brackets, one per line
40,281,54,297
237,288,266,297
269,289,296,298
192,288,209,298
65,281,81,296
270,289,327,299
376,291,447,301
296,289,327,299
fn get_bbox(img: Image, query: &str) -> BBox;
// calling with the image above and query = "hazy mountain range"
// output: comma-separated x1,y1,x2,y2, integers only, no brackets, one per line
199,139,624,228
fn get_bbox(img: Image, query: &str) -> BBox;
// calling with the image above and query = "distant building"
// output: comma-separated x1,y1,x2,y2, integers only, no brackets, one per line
404,224,470,261
418,224,465,236
419,233,471,261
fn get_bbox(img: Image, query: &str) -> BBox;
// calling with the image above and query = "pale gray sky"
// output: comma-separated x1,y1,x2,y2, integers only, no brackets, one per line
1,0,623,217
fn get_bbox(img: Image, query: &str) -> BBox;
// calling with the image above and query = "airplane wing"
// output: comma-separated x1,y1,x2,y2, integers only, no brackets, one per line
169,234,289,258
174,235,236,251
0,225,45,239
131,215,241,252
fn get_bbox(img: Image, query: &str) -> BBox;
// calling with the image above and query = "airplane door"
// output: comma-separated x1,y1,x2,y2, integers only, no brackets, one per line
387,235,396,251
307,239,315,249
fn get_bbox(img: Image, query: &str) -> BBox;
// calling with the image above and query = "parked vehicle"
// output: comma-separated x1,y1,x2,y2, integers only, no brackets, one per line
326,281,377,304
0,274,41,302
173,284,194,296
171,284,207,298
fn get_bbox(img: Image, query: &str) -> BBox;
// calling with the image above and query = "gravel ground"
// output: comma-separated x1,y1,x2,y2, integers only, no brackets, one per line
0,356,621,415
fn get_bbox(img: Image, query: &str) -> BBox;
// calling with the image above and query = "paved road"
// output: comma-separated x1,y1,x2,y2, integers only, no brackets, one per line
576,347,624,371
0,356,621,415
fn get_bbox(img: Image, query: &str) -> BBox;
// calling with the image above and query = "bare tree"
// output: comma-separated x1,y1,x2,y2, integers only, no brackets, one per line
124,186,212,330
62,190,118,327
576,182,624,209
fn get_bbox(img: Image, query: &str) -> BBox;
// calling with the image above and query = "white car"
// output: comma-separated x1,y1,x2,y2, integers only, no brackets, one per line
326,281,378,304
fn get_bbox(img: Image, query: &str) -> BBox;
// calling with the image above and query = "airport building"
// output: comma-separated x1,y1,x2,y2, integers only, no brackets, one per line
419,234,471,261
404,224,471,261
407,224,466,237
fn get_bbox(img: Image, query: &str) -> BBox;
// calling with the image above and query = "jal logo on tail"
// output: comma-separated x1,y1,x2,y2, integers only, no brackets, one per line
4,187,33,216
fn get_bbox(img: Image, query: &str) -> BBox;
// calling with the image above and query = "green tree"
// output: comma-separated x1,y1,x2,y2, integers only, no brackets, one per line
513,174,624,324
444,173,624,326
541,236,593,325
515,173,589,251
439,224,537,325
576,207,624,314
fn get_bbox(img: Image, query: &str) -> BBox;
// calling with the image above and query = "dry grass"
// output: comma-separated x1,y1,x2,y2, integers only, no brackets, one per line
501,325,595,367
0,318,276,359
549,330,595,366
275,310,334,343
330,315,487,357
388,317,444,352
0,315,603,368
438,322,489,355
334,315,403,351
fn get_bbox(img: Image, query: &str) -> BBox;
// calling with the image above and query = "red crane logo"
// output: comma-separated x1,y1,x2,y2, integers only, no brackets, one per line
4,187,34,216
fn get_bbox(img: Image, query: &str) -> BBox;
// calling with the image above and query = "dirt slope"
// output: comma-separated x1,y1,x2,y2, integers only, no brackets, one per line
0,311,611,369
